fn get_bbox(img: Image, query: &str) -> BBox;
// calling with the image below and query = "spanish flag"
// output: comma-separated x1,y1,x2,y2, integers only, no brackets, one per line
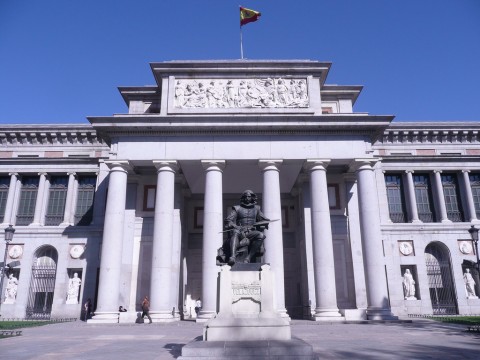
240,6,261,26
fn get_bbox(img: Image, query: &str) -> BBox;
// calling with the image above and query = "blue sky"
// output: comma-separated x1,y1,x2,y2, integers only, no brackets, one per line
0,0,479,125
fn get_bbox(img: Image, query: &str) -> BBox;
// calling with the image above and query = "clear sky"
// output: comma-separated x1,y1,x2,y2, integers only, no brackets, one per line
1,0,479,125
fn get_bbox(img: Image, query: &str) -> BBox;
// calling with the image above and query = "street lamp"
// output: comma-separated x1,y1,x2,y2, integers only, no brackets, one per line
0,225,15,308
468,225,480,271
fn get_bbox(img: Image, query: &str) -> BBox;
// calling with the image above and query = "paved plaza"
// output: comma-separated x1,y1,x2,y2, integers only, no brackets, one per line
1,319,479,359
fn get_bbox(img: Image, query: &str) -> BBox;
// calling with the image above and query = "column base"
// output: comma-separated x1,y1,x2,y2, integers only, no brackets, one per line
313,308,343,321
196,310,216,323
276,308,291,321
150,311,178,322
441,219,452,223
410,219,422,224
366,307,398,320
88,312,119,324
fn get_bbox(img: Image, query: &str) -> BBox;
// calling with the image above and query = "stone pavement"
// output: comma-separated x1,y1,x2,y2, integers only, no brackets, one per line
1,319,479,359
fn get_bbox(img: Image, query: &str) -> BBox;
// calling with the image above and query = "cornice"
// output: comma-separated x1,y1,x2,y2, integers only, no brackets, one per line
0,128,108,147
378,127,480,145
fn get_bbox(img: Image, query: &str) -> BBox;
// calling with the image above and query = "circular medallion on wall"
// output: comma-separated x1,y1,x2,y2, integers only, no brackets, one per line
8,245,23,259
459,241,473,255
399,242,413,256
69,245,85,259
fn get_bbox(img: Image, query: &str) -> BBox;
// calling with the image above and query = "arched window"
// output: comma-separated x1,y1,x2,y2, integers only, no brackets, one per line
425,242,458,315
26,246,58,319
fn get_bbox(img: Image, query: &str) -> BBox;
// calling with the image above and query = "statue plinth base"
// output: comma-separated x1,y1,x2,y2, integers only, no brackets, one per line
180,264,315,359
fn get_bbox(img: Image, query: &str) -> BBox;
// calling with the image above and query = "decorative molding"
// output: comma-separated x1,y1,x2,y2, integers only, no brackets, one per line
379,129,480,145
0,130,107,147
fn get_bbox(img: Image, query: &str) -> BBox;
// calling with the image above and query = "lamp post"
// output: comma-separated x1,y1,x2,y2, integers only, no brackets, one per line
0,225,15,308
468,225,480,271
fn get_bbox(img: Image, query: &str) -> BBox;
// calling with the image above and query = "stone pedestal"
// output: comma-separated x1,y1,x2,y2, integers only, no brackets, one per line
180,264,316,359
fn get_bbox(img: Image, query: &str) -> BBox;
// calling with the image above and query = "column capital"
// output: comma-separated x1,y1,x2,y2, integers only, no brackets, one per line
304,159,330,172
67,172,77,177
259,159,283,171
433,169,443,174
153,160,178,173
462,169,471,174
201,160,225,171
405,170,414,174
349,158,380,172
8,172,18,177
38,172,48,176
104,160,132,173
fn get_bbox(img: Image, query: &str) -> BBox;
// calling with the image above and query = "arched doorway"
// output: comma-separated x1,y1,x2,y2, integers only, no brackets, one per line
26,246,58,319
425,242,458,315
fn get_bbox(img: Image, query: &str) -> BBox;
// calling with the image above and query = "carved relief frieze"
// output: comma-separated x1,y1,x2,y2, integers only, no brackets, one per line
174,78,309,109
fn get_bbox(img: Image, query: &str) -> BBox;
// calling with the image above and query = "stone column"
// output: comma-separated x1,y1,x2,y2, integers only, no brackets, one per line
433,170,450,223
405,170,421,223
306,160,342,320
354,159,396,320
150,161,178,321
259,160,287,317
198,160,225,321
2,173,19,225
170,180,184,319
61,172,76,225
462,170,478,222
31,172,47,226
90,161,129,323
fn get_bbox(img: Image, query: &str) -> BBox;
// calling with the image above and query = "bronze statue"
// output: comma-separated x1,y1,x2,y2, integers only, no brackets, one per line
217,190,273,265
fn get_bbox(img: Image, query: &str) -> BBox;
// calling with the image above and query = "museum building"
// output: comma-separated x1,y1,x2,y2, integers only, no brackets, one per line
1,60,479,322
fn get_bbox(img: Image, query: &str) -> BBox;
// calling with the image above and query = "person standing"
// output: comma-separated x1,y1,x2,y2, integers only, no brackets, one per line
83,298,92,321
194,298,202,316
141,296,152,324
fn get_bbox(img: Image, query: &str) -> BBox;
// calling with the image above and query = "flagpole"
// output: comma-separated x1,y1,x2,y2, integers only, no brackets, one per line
240,25,244,59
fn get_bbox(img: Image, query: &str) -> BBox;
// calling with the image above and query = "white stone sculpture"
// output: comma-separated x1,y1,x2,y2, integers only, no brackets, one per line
463,269,478,299
402,269,417,300
8,245,23,259
174,78,309,109
4,273,18,304
66,272,82,304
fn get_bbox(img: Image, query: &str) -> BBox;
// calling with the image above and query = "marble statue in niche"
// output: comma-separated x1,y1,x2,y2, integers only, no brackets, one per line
463,269,478,299
402,269,417,300
174,78,309,109
4,273,19,304
66,272,82,304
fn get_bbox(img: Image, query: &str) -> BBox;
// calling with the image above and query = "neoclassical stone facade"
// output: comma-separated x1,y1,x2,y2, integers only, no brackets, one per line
1,60,479,321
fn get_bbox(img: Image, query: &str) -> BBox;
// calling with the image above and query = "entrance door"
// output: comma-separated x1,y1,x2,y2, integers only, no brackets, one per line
26,246,58,319
425,243,458,315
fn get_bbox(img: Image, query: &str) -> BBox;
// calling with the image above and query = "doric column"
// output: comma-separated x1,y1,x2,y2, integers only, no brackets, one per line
90,161,129,323
198,160,225,321
61,172,76,225
259,160,287,317
31,172,47,226
170,180,184,319
2,173,18,225
150,161,178,321
354,159,396,320
306,160,342,320
405,170,421,223
433,170,450,223
462,170,478,222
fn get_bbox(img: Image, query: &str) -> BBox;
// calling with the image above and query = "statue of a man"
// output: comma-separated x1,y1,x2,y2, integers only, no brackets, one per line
66,272,82,304
218,190,270,265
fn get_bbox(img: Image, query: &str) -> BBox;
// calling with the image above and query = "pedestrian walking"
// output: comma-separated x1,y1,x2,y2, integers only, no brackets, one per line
141,296,152,323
